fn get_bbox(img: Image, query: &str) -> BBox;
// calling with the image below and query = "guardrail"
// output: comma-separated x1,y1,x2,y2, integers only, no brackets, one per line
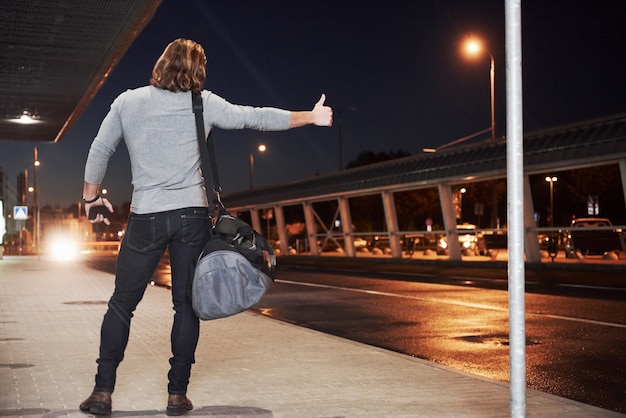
285,225,626,263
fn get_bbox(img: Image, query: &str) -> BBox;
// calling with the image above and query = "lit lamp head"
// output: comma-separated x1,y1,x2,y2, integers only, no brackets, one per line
14,110,41,124
464,38,484,57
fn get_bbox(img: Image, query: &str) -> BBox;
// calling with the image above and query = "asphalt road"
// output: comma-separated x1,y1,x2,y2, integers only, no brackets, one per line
84,254,626,413
253,265,625,414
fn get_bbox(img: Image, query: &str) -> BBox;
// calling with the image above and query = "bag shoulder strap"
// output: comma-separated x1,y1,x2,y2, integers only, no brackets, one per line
192,91,226,212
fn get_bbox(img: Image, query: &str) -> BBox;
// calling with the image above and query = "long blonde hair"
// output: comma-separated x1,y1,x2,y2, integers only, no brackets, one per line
150,39,207,92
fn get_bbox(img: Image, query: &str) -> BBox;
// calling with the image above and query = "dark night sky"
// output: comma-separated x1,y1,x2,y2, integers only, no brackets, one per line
2,0,625,208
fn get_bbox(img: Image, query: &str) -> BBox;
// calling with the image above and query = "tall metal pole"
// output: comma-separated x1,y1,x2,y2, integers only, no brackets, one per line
336,107,356,171
505,0,526,416
545,176,557,230
338,118,343,171
249,153,254,190
33,147,40,256
490,54,496,141
249,144,266,190
18,168,28,255
462,40,496,141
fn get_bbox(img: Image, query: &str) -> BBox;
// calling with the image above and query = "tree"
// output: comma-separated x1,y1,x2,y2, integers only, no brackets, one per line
464,180,507,228
565,164,620,204
394,188,441,231
564,164,623,220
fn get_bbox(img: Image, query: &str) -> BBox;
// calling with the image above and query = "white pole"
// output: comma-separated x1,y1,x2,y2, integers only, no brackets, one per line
505,0,526,416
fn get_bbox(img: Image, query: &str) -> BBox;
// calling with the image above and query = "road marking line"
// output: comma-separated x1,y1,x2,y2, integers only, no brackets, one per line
276,279,626,329
556,283,626,292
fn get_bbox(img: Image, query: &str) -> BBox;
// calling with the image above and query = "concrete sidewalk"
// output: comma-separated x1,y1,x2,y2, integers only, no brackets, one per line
0,256,622,417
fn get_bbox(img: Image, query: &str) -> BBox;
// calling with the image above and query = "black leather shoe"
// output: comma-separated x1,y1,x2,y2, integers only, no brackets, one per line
166,394,193,416
79,391,112,415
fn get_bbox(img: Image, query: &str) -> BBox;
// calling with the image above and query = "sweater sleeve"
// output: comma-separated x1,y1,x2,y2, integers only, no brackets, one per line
84,93,125,185
204,92,291,131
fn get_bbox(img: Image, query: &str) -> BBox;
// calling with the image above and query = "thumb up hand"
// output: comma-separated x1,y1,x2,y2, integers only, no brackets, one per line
311,94,333,126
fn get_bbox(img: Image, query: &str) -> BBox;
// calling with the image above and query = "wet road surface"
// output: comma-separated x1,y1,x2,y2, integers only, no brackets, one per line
83,254,626,413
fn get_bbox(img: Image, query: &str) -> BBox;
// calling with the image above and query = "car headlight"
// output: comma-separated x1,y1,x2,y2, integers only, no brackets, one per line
46,235,79,261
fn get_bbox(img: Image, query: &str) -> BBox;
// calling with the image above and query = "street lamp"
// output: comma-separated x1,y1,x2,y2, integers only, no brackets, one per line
249,144,267,189
336,107,356,170
33,147,40,255
11,109,41,125
462,37,496,141
458,187,467,222
545,176,557,229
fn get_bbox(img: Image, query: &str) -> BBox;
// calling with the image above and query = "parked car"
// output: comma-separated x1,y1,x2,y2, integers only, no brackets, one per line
318,236,368,253
437,224,480,256
353,237,368,248
564,217,624,258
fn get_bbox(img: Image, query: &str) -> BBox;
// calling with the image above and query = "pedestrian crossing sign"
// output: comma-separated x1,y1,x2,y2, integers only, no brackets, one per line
14,206,28,220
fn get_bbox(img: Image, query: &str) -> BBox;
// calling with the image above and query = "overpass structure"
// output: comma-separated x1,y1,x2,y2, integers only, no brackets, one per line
222,113,626,263
1,0,162,143
2,1,625,264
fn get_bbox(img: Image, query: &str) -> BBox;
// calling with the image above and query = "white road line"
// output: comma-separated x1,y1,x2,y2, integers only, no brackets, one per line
276,279,626,329
556,283,626,292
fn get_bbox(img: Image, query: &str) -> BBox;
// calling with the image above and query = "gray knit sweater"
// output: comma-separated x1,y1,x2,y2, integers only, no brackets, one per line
84,86,290,214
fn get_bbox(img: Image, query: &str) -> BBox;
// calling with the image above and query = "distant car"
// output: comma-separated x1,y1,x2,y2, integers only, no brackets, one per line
353,237,368,248
437,224,480,256
403,233,427,255
319,236,368,253
569,217,613,228
564,217,624,257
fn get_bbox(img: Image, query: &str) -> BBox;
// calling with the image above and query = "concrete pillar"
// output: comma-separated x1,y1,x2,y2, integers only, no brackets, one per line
274,205,288,255
338,196,355,257
524,174,541,263
303,202,319,254
381,190,402,258
439,183,461,260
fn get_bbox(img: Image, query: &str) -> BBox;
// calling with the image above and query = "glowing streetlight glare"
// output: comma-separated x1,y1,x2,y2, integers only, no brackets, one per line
33,146,40,255
461,36,495,141
250,144,268,189
19,114,36,124
12,111,41,124
545,176,558,230
464,39,482,55
458,187,467,222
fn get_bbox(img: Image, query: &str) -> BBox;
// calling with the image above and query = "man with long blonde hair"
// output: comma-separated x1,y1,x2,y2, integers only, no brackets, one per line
80,38,332,416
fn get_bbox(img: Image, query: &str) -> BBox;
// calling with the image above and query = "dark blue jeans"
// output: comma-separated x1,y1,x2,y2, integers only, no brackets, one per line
93,207,210,395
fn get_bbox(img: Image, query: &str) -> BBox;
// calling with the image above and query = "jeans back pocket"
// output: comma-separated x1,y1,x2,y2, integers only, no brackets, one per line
181,208,210,246
124,214,157,252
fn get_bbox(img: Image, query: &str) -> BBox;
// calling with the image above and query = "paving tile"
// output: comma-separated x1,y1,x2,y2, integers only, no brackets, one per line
0,256,622,418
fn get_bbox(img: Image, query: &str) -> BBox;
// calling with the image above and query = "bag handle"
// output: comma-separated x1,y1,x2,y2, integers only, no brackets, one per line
192,91,226,212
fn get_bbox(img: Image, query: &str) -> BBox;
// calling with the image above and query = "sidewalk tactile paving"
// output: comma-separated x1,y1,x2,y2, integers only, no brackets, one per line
1,256,623,417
